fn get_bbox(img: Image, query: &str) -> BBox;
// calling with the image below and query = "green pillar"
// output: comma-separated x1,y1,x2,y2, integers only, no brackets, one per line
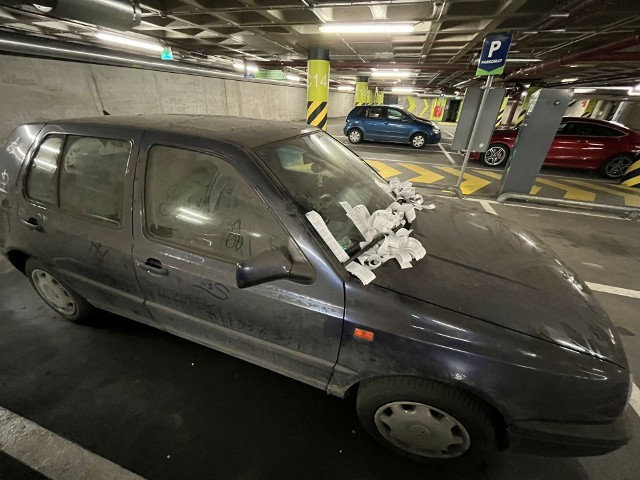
307,47,330,131
366,89,374,105
355,76,368,106
581,99,597,118
495,97,508,127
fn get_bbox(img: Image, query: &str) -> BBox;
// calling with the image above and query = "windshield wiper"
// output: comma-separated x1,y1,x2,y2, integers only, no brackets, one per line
344,222,408,266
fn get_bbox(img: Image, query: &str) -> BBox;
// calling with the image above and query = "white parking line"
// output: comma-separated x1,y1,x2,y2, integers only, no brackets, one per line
437,143,457,166
0,406,145,480
586,283,640,300
442,130,454,139
631,383,640,417
478,200,498,215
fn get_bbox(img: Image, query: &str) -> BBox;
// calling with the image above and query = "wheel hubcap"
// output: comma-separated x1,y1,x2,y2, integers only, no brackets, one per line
413,136,425,147
605,157,632,178
349,131,361,142
31,269,76,315
374,401,471,458
485,147,506,166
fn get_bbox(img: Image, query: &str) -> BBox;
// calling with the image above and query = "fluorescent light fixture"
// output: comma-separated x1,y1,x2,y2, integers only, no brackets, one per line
337,85,354,91
634,83,640,91
574,88,595,93
371,70,412,78
319,23,414,34
549,13,570,17
392,87,415,93
561,78,579,83
233,62,259,73
505,58,542,62
96,32,164,52
286,73,301,81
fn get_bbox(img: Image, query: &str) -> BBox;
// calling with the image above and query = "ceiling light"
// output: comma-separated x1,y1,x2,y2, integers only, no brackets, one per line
549,13,570,17
319,23,414,34
337,85,354,91
371,70,412,78
286,73,301,81
392,87,415,93
573,88,595,93
233,62,259,73
634,84,640,91
561,78,579,83
505,58,543,62
96,32,164,53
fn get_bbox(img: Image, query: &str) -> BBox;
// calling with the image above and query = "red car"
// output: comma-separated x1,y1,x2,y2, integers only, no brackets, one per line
474,117,640,179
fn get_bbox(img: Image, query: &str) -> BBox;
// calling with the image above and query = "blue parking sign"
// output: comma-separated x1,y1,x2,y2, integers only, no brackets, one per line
476,33,512,76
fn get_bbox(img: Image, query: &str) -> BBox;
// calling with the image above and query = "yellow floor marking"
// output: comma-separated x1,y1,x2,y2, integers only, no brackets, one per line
530,185,542,195
533,177,596,201
365,160,402,179
399,163,445,184
473,170,502,180
562,179,640,207
436,166,492,195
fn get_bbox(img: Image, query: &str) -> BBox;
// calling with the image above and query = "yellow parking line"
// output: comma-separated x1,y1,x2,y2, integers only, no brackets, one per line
562,179,640,207
473,170,502,180
534,177,596,201
399,163,445,184
366,160,402,179
530,185,542,195
436,166,492,195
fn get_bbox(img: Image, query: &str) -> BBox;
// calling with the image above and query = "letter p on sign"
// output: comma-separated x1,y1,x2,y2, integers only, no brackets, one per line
488,40,501,57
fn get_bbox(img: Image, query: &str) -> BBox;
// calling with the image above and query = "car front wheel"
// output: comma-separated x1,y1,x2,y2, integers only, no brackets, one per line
411,133,427,149
481,143,510,167
600,154,634,179
347,128,363,144
356,377,497,464
26,258,95,324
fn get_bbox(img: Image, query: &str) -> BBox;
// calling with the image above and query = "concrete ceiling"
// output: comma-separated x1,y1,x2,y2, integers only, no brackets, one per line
1,0,640,93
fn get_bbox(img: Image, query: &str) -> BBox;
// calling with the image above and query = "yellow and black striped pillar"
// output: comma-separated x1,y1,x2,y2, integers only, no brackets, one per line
355,76,368,106
307,47,330,131
495,97,508,127
366,89,374,105
515,87,540,127
581,99,597,118
621,159,640,188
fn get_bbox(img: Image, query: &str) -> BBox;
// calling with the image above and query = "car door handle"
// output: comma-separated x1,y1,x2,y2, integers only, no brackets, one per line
20,217,43,232
384,122,389,125
136,257,168,276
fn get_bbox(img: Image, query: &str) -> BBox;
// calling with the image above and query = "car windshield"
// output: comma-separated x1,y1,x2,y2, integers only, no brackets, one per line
254,132,393,255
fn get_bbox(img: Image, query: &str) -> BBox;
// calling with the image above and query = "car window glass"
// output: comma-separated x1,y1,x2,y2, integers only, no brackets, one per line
387,108,404,121
145,146,289,261
357,108,368,118
556,123,567,133
368,107,383,118
25,135,65,205
590,125,622,137
59,136,131,224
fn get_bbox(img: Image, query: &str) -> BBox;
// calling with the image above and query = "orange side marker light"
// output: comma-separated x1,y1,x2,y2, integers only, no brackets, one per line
354,328,374,342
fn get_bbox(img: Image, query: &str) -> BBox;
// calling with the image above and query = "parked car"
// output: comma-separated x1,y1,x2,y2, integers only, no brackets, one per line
474,117,640,179
0,116,632,464
344,105,441,148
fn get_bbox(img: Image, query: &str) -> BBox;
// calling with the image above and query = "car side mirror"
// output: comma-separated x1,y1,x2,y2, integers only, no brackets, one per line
236,246,314,289
401,117,409,122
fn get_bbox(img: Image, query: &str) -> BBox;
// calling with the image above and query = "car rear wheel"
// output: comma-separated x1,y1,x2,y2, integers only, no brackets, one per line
600,154,634,179
356,376,497,464
481,143,510,167
347,128,363,144
26,259,95,324
411,133,427,149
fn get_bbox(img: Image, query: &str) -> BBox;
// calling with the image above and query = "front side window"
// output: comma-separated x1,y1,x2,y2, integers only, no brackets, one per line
59,136,131,224
145,146,289,261
254,133,393,255
25,135,64,205
387,108,405,121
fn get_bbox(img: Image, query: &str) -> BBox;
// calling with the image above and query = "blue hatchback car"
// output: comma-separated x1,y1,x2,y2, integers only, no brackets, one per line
344,105,441,148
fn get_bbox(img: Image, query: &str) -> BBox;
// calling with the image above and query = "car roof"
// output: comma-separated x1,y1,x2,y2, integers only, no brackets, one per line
44,114,318,149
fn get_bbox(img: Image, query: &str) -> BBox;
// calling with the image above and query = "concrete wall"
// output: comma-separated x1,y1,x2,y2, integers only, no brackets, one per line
0,54,354,140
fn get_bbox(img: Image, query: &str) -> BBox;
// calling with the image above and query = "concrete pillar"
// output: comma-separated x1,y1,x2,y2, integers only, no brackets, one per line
355,76,368,106
515,87,540,126
375,90,384,105
581,99,597,118
612,101,630,123
366,89,374,105
306,47,330,131
495,97,508,127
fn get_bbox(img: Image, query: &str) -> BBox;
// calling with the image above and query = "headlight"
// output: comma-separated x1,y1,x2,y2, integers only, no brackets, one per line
433,128,440,134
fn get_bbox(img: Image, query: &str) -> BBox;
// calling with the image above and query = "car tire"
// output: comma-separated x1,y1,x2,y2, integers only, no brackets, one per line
356,376,497,464
599,154,634,179
26,258,95,324
481,143,510,167
347,128,363,144
410,133,427,149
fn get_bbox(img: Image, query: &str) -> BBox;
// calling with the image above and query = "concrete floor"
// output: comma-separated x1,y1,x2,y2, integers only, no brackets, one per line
1,124,640,479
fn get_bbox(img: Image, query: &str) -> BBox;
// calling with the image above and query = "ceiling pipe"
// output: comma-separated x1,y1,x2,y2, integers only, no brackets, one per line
258,61,471,72
500,32,640,82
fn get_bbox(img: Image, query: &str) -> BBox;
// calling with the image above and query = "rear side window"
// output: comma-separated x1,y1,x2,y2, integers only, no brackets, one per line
25,135,64,205
368,107,383,118
356,108,368,118
59,136,131,224
144,145,289,261
562,122,623,137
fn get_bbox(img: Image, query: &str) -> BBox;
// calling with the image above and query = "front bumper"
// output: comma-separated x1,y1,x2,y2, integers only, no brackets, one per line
507,407,634,457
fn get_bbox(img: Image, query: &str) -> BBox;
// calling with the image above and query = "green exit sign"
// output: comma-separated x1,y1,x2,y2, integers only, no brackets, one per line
161,47,173,61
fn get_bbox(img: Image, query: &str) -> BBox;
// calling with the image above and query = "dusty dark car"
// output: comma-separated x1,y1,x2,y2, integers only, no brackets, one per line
0,115,632,464
473,117,640,179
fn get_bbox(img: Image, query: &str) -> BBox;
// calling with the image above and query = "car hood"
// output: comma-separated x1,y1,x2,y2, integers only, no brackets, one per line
370,202,627,368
